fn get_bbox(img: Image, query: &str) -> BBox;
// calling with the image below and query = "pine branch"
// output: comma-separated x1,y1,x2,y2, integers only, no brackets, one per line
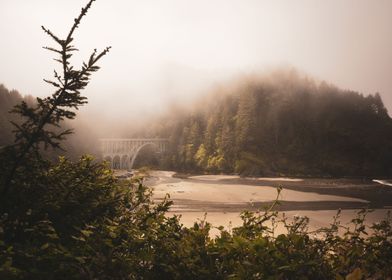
2,0,110,196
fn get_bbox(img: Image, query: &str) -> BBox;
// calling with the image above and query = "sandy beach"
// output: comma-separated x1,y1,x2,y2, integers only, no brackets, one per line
145,171,392,235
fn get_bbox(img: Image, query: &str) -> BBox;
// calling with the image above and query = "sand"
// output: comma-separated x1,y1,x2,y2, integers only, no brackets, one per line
145,171,391,236
152,174,368,204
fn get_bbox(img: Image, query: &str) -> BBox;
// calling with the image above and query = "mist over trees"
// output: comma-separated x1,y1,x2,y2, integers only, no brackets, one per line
3,68,392,178
151,70,392,177
0,84,100,159
0,85,35,147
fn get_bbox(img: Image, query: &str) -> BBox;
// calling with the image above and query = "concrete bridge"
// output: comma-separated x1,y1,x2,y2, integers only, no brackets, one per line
100,138,168,170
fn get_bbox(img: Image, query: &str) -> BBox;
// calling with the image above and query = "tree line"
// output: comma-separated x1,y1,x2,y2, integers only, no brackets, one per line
152,72,392,177
0,85,35,147
0,84,99,160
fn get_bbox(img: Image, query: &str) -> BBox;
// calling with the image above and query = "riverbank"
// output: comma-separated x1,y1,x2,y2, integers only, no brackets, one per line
149,171,392,209
143,170,392,235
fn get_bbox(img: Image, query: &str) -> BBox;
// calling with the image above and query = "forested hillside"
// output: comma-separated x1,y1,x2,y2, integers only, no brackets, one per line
0,84,35,147
154,71,392,177
0,84,99,159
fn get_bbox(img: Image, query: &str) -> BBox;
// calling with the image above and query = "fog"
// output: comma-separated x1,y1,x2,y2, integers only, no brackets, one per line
1,0,391,136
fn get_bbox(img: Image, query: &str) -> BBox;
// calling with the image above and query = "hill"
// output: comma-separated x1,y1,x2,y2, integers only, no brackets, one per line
0,84,99,159
153,70,392,177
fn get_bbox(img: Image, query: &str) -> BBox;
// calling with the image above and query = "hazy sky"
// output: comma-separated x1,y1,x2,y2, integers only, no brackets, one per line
1,0,392,124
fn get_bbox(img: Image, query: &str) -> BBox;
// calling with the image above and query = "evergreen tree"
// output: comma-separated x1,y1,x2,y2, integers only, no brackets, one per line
157,73,392,177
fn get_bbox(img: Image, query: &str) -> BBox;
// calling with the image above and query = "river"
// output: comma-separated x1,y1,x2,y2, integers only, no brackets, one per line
145,171,391,236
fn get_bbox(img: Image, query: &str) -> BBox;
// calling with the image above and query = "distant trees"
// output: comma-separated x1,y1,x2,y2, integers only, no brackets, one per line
156,72,392,177
0,83,101,161
0,85,34,147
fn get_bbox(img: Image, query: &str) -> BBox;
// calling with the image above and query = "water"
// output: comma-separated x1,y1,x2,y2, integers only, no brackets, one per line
148,171,390,236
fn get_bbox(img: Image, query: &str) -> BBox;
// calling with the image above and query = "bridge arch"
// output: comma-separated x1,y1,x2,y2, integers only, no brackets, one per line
129,142,159,169
100,138,168,170
121,154,129,170
113,155,121,169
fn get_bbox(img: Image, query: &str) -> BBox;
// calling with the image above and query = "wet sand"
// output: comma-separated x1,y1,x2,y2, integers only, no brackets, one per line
145,171,392,235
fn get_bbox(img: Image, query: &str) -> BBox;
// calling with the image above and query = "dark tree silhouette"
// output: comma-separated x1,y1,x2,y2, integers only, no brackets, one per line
1,0,110,195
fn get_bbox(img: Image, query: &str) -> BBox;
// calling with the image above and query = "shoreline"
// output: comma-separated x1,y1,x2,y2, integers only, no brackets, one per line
145,170,392,235
154,199,370,212
148,170,392,211
172,171,392,182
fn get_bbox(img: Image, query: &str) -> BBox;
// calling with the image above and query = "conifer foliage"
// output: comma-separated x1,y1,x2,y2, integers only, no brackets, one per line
156,74,392,177
1,0,111,196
